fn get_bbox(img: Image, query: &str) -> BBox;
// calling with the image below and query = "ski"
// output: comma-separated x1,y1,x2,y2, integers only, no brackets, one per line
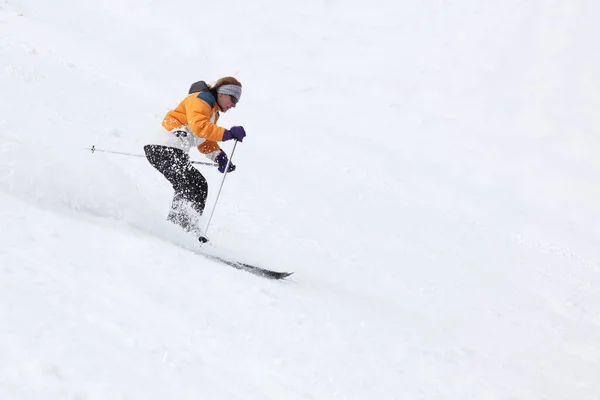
201,253,294,280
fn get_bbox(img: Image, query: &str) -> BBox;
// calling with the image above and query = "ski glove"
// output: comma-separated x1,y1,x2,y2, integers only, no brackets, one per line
215,150,236,173
222,126,246,142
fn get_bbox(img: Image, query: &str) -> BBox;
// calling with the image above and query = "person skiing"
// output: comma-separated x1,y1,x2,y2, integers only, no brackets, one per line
144,77,246,235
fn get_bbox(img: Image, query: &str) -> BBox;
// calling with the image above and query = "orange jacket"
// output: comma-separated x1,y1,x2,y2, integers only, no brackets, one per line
162,86,225,155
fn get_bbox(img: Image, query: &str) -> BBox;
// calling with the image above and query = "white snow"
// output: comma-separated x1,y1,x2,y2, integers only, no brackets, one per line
1,0,599,398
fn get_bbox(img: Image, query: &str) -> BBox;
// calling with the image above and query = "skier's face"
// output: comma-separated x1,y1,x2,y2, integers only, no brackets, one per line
218,93,237,112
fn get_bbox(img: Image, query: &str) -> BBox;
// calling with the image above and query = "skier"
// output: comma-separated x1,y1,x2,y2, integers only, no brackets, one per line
144,77,246,235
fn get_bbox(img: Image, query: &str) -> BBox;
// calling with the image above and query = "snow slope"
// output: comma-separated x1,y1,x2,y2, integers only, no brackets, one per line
1,0,599,398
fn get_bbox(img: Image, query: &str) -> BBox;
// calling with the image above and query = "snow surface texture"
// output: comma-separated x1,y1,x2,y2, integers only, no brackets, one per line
1,0,599,398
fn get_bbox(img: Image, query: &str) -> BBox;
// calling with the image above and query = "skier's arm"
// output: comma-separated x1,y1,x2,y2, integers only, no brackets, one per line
187,97,226,142
197,141,222,160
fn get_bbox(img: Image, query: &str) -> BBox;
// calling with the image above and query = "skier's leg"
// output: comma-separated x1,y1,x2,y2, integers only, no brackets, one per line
144,145,188,186
167,194,195,232
178,165,208,215
144,145,194,229
144,145,208,232
167,166,208,233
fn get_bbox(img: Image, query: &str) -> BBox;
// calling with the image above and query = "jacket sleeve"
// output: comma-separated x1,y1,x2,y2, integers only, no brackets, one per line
186,96,226,141
197,141,222,159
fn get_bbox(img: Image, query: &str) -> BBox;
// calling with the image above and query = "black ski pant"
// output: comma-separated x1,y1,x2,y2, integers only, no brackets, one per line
144,145,208,231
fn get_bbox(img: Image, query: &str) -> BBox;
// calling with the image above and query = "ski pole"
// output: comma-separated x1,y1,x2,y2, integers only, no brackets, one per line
199,140,238,243
85,145,218,167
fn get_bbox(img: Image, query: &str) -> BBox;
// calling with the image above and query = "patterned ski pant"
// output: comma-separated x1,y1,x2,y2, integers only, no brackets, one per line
144,145,208,232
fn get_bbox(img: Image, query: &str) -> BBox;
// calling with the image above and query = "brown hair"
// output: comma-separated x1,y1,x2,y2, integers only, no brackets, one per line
210,76,242,92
